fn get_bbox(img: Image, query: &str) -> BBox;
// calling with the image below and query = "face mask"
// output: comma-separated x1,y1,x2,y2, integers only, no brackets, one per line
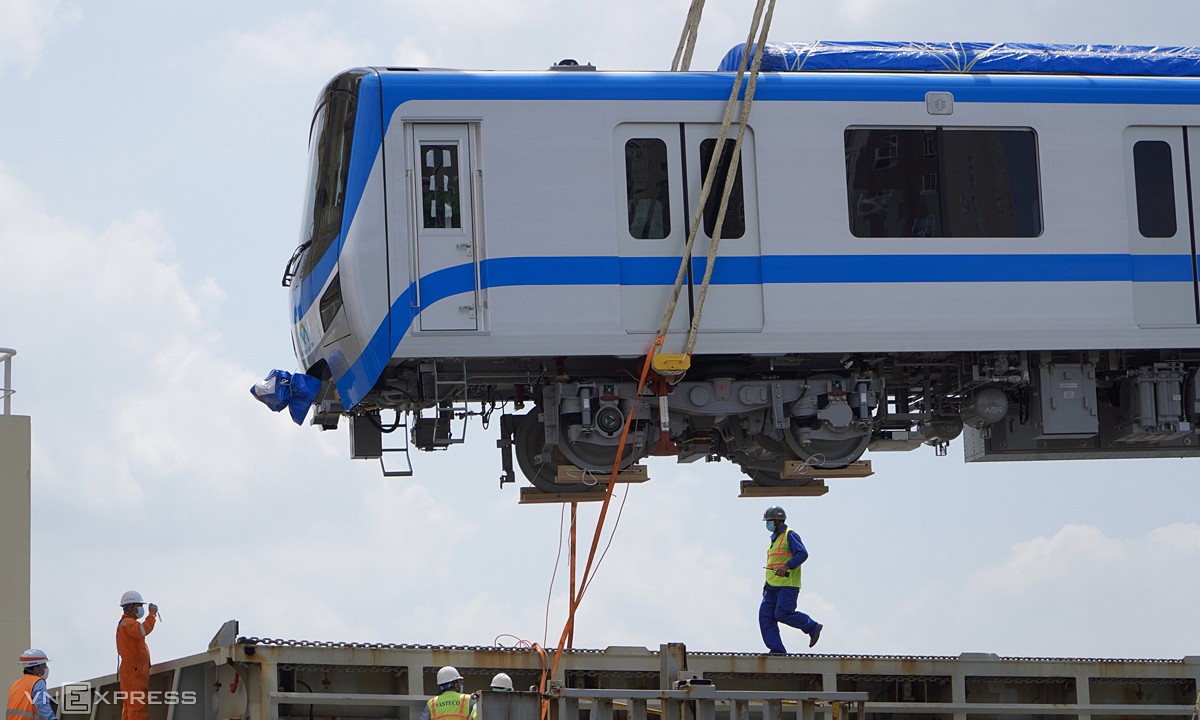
765,521,776,532
41,668,49,683
136,606,146,619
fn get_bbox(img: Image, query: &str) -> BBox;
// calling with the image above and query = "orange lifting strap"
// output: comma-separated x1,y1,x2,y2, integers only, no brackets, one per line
537,1,778,715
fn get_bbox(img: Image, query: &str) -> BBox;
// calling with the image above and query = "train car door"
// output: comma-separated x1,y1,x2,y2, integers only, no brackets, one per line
1125,126,1200,326
682,124,764,333
615,123,763,334
411,123,480,331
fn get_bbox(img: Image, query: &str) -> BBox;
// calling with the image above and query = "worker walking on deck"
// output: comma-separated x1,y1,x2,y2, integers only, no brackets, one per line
418,667,476,720
116,591,157,720
7,649,56,720
759,506,822,653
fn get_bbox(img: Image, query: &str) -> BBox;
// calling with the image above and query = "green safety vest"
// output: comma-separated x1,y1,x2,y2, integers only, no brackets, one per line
765,529,802,588
428,691,473,720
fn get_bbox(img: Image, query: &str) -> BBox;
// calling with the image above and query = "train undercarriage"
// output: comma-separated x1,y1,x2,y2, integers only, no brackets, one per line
316,350,1200,489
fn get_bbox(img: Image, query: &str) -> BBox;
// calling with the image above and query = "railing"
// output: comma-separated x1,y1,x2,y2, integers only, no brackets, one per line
266,687,869,720
548,686,868,720
1,348,15,415
43,623,1200,720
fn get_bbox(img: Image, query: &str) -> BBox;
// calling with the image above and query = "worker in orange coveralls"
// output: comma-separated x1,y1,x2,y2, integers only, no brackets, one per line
115,590,157,720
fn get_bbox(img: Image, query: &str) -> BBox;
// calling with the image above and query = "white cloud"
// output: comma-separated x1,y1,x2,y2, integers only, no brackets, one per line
0,168,268,505
214,11,377,86
834,0,879,25
389,38,433,69
966,524,1127,599
944,524,1200,656
0,0,79,77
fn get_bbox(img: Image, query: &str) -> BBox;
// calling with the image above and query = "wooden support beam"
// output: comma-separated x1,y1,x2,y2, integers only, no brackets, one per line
781,459,873,479
518,465,650,504
519,487,611,504
555,464,649,484
738,481,828,498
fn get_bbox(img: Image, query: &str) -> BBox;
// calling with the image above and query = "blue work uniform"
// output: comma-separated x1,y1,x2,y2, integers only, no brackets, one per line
758,523,820,653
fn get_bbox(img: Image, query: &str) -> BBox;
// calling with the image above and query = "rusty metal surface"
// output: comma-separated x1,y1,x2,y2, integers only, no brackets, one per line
47,623,1199,720
239,636,1199,665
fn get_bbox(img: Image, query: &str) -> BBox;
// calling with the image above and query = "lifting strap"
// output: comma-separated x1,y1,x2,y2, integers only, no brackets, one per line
656,0,777,357
541,339,661,720
671,0,707,72
684,0,775,356
540,4,777,715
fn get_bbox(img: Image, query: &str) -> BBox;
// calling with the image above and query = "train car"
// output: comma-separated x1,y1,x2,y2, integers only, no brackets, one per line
276,41,1200,490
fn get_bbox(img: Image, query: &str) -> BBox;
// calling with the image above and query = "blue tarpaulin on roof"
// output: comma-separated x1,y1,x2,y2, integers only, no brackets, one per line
718,41,1200,76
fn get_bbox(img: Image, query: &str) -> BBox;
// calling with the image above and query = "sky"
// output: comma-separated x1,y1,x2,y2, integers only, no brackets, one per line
1,0,1199,686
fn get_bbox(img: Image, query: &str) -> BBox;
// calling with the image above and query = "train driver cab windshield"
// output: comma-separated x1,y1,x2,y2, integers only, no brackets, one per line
285,70,365,288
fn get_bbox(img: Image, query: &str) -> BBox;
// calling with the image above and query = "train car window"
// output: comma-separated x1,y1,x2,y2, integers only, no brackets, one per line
300,89,358,279
624,138,671,239
941,129,1040,237
846,129,940,237
1132,140,1178,238
420,144,462,229
699,138,746,239
845,127,1041,238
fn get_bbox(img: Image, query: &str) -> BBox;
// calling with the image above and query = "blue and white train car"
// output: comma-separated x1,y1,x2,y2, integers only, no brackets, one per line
281,42,1200,489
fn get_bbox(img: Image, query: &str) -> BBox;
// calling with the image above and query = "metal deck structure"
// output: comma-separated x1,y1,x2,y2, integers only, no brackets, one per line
50,621,1199,720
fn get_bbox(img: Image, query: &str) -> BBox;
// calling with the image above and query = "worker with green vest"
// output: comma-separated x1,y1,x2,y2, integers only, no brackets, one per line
6,649,56,720
759,506,822,653
417,667,476,720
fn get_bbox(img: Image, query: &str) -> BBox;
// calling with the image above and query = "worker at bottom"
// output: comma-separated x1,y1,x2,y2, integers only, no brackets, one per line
759,506,822,653
7,649,57,720
418,667,476,720
116,590,158,720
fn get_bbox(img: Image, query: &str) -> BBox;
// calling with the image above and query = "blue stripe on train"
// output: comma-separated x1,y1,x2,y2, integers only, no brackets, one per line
333,252,1200,407
292,70,1200,324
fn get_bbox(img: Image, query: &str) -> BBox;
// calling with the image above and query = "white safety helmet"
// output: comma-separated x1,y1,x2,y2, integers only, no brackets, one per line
436,666,463,686
19,649,49,668
490,673,513,691
119,590,145,606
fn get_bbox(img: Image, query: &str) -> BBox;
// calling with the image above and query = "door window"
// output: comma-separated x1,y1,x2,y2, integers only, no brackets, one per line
421,144,462,229
699,138,746,239
624,138,672,240
1132,140,1178,238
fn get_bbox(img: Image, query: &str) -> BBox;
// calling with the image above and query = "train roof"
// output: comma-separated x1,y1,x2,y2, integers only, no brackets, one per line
718,41,1200,77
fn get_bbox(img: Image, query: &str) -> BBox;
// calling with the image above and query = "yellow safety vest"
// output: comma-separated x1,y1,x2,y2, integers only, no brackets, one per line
427,691,473,720
765,529,802,588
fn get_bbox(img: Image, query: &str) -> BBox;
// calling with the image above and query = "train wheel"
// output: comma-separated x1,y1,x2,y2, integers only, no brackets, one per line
742,466,790,486
555,412,639,475
782,430,871,470
724,437,806,488
513,411,591,494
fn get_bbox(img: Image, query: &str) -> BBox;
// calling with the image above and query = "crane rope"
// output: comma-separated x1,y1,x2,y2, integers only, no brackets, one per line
538,4,777,714
540,338,662,720
671,0,707,72
684,0,775,354
655,0,776,353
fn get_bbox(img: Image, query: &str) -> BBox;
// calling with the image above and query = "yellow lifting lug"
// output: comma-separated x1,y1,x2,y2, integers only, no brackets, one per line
652,353,691,376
